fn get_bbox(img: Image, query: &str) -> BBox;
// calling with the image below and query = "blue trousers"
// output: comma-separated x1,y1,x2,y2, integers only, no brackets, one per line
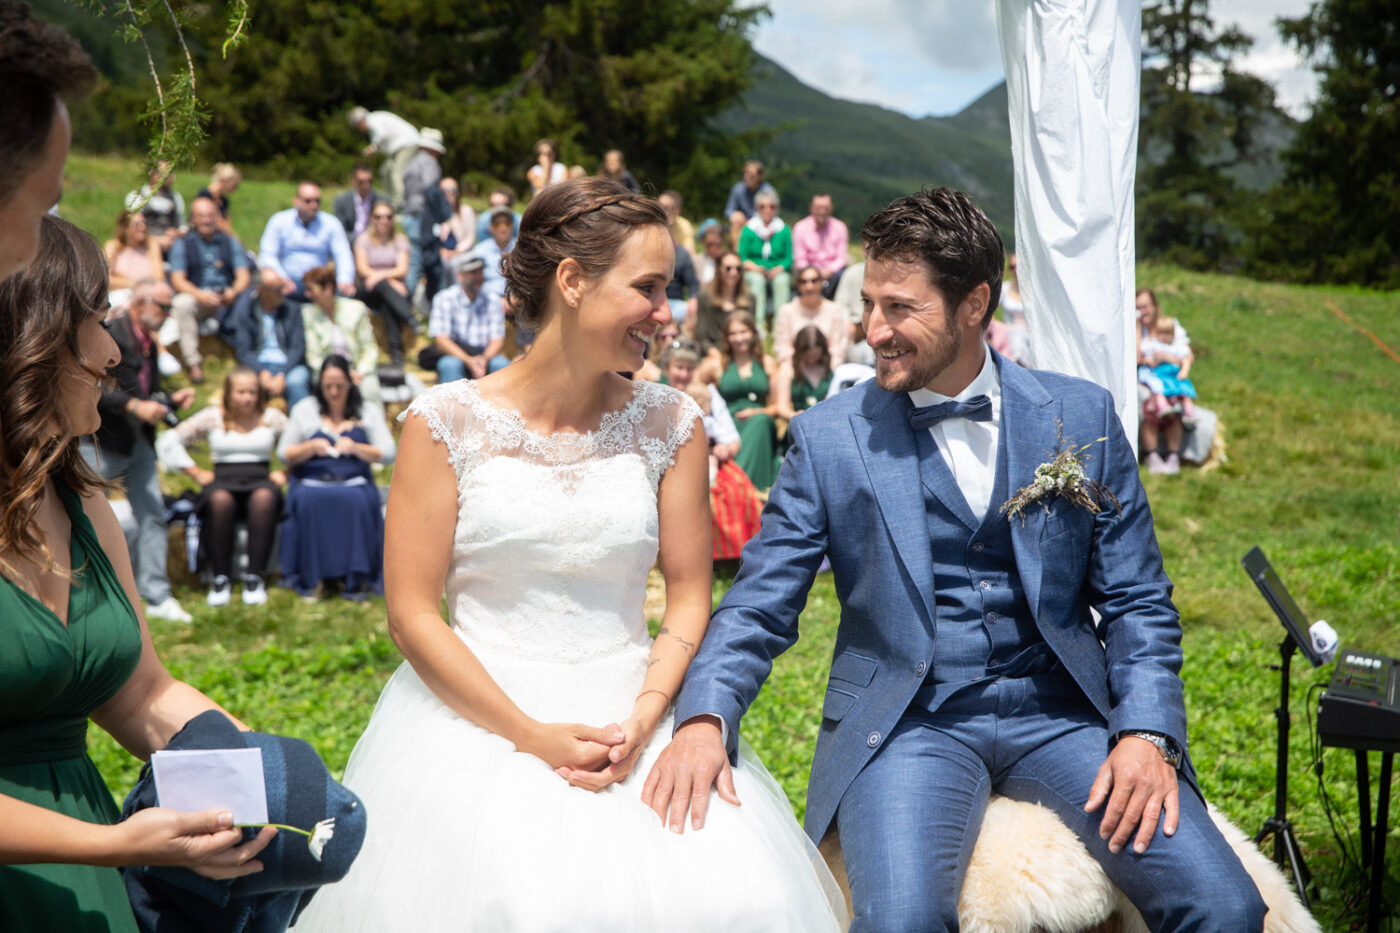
80,439,173,605
836,675,1266,933
436,353,510,383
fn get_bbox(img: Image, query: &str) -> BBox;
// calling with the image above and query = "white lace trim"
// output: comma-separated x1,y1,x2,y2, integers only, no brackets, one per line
401,379,700,491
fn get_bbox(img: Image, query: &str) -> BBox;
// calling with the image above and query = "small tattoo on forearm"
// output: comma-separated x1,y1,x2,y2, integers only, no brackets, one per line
647,658,661,668
658,627,695,653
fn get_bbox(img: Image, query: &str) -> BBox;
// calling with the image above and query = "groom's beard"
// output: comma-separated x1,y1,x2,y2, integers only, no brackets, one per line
873,315,962,394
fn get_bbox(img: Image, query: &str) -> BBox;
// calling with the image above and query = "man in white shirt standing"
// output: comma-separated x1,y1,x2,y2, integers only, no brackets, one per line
348,106,420,213
647,187,1266,933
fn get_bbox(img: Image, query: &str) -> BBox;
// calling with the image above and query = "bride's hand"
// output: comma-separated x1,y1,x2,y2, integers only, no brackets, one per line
521,721,625,772
554,716,656,792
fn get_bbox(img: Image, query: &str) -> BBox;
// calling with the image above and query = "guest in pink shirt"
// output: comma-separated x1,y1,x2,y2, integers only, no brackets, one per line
791,194,849,298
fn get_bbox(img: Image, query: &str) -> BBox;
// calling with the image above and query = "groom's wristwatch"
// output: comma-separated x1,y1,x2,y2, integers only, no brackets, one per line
1119,731,1183,769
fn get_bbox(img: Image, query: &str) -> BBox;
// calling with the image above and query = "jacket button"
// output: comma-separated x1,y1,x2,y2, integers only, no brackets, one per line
867,732,881,748
979,580,992,590
972,542,985,552
985,612,998,623
915,661,927,676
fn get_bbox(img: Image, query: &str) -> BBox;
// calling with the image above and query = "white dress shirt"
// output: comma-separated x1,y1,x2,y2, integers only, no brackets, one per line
907,344,1001,522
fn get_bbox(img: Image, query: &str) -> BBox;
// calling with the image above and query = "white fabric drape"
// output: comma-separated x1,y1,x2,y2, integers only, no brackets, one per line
995,0,1142,452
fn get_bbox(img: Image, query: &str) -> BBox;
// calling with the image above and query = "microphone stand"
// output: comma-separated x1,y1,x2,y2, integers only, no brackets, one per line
1252,636,1313,909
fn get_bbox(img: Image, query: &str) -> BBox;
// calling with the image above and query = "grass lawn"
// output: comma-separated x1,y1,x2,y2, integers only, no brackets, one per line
70,153,1400,927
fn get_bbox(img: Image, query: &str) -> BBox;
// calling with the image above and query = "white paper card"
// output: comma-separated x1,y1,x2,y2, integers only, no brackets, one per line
151,747,268,825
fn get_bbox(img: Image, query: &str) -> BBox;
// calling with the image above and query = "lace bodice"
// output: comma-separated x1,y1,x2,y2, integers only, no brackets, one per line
401,379,701,663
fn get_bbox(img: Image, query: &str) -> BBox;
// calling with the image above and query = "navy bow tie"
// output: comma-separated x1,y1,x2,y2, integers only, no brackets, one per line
909,394,993,431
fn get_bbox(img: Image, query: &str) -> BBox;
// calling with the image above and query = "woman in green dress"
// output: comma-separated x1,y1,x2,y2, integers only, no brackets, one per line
775,326,835,454
699,311,780,490
0,217,274,932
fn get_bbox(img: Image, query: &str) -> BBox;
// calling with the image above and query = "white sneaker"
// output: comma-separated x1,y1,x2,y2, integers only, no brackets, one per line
146,596,193,623
242,574,267,606
207,575,232,607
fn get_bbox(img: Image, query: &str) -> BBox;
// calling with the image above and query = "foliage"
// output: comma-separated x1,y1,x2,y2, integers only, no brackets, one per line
1242,0,1400,288
1137,0,1279,271
70,0,770,213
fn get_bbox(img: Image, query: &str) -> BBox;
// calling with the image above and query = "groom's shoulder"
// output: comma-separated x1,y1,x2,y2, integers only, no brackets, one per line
1009,362,1115,411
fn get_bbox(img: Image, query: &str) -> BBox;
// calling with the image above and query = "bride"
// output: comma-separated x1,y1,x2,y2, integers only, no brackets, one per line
295,178,846,931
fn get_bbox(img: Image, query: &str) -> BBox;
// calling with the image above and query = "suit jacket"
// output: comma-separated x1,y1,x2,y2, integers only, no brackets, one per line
332,188,387,239
96,313,162,456
674,350,1188,841
228,287,307,371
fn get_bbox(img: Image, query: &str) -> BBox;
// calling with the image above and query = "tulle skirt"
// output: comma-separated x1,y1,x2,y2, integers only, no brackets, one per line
294,641,847,932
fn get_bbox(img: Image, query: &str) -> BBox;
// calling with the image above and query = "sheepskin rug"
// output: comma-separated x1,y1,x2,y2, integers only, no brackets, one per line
820,795,1320,933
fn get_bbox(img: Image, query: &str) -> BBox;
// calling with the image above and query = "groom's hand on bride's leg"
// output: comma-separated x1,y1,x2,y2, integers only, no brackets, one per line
641,716,740,834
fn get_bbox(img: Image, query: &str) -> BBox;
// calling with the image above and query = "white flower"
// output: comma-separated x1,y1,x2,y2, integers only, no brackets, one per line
308,818,336,861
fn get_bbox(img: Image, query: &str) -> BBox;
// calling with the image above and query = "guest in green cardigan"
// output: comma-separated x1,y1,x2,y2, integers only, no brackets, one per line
737,191,792,330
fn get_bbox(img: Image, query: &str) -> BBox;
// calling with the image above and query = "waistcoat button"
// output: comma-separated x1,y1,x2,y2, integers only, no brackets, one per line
916,660,927,676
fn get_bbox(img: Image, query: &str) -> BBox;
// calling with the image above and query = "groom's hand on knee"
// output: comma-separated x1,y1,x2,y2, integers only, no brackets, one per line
1085,737,1180,854
641,716,740,834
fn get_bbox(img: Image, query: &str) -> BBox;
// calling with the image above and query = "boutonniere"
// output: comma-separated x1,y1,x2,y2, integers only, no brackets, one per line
1000,424,1121,524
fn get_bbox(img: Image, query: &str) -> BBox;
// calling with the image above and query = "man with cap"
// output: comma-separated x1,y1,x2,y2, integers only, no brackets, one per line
468,206,517,307
347,106,419,212
425,253,508,384
402,127,445,300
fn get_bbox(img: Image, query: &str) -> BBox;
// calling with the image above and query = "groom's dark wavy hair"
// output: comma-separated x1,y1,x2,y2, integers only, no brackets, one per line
861,187,1004,328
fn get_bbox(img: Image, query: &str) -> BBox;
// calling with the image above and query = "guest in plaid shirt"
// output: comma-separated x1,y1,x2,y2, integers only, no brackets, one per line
427,253,509,382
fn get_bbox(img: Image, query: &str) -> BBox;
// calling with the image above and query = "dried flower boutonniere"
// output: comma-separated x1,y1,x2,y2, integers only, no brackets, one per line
1000,425,1121,524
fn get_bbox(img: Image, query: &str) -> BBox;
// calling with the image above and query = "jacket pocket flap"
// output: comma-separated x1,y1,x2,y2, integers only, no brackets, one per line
830,651,878,686
822,687,858,722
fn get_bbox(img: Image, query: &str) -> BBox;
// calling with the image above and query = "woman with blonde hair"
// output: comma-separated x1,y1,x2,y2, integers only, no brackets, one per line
102,210,168,305
0,215,274,931
196,162,241,236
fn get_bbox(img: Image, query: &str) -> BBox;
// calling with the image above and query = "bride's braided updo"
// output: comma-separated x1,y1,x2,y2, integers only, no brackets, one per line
502,177,668,333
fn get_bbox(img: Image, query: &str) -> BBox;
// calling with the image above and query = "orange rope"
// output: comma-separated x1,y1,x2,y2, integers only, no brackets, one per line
1327,298,1400,365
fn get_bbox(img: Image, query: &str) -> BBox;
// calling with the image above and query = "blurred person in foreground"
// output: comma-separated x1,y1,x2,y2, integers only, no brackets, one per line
0,0,96,284
0,215,274,931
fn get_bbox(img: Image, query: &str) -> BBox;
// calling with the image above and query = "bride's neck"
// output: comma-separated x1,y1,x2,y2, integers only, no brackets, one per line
495,336,616,432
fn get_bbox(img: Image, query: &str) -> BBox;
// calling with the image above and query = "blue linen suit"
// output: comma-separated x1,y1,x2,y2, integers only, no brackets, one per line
675,351,1265,931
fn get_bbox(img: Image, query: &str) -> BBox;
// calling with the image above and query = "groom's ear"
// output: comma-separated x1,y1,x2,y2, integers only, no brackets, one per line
958,282,991,330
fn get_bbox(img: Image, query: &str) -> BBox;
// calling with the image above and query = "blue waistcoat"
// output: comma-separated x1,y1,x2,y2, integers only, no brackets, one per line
914,417,1060,713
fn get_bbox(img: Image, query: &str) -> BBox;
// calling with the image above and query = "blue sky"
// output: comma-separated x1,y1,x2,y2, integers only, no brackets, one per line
752,0,1319,119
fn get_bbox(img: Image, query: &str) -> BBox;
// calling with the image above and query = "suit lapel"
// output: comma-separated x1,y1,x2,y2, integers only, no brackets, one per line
998,354,1061,622
850,392,937,628
915,429,979,531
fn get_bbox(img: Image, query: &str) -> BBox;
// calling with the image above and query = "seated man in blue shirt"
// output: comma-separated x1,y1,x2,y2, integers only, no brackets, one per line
228,267,311,406
169,196,249,383
258,182,355,298
424,254,508,383
469,207,517,305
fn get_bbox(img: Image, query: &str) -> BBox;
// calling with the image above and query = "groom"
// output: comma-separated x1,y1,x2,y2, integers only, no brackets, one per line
645,189,1266,931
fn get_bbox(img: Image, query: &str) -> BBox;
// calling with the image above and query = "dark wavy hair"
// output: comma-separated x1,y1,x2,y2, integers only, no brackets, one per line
0,3,96,206
861,187,1004,328
0,215,111,575
314,354,363,422
502,177,668,333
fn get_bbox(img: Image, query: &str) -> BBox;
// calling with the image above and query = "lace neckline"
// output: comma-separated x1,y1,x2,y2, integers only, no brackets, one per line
456,378,646,443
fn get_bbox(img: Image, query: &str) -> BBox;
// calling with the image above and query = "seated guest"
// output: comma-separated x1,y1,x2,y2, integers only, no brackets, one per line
155,367,288,607
696,311,779,491
195,162,241,236
277,355,396,599
775,325,834,423
1136,288,1199,474
598,149,640,193
103,209,168,306
124,160,185,254
791,194,848,298
1000,252,1030,364
229,267,311,407
332,163,386,242
737,190,791,327
425,254,508,383
695,219,726,285
352,202,414,366
527,138,566,195
634,320,683,383
437,177,477,284
832,258,874,366
169,196,250,384
258,182,355,298
664,341,739,466
469,207,517,304
724,159,777,248
688,250,754,357
300,265,381,405
666,242,700,330
772,265,848,368
474,186,521,243
659,190,696,257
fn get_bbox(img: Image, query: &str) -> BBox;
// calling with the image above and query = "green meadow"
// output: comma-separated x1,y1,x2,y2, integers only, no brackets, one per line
74,155,1399,927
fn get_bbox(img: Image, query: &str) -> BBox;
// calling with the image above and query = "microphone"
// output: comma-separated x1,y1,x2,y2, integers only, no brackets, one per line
1309,620,1339,664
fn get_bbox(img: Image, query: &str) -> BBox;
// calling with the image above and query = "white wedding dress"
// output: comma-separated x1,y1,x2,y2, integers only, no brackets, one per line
295,378,846,932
